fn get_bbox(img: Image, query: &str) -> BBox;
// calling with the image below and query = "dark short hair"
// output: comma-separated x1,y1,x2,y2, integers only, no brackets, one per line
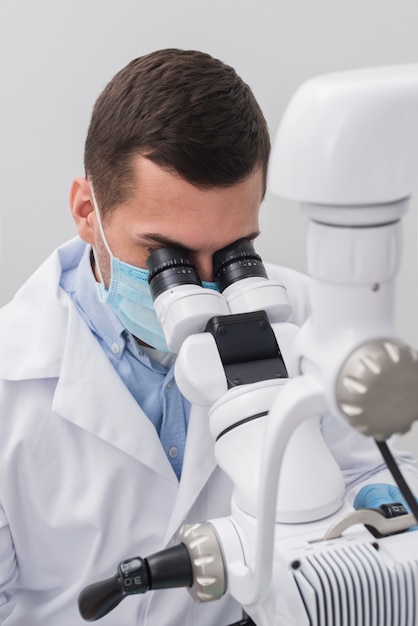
84,48,270,214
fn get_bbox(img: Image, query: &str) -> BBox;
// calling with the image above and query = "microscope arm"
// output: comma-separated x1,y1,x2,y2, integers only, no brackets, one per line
227,375,328,607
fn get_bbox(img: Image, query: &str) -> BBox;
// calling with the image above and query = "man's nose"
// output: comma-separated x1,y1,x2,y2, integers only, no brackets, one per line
193,254,215,283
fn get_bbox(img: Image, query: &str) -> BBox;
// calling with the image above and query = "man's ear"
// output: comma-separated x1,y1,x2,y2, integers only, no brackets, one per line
69,177,96,244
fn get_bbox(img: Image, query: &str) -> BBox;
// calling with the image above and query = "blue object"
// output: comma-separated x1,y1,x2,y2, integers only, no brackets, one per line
354,483,418,530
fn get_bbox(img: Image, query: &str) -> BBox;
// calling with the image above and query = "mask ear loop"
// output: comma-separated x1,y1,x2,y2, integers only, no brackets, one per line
89,183,114,287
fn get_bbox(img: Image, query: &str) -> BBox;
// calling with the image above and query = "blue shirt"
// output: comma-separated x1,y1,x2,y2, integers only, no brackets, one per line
59,245,190,480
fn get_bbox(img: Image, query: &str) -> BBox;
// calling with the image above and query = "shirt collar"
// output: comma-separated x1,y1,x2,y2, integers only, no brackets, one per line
68,245,174,373
73,246,128,358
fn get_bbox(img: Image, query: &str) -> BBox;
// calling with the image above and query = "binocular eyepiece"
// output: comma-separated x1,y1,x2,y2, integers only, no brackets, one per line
147,238,267,298
146,237,290,352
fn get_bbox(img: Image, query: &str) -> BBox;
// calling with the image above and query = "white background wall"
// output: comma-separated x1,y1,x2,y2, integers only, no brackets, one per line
0,0,418,453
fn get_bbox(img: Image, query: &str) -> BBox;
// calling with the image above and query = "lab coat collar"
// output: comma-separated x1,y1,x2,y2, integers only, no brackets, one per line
0,239,81,380
0,237,219,526
0,238,176,482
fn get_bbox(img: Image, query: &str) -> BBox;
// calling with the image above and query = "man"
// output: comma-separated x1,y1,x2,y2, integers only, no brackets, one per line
0,49,416,625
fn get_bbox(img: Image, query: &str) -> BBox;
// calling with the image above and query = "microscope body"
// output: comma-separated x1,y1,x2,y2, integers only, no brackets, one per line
174,316,346,626
174,63,418,624
173,277,418,626
175,316,345,525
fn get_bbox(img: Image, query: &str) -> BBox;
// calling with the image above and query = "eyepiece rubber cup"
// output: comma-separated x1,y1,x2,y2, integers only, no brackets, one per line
213,238,267,292
147,247,201,300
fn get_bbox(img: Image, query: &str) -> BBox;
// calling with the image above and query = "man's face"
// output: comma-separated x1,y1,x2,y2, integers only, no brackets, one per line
90,155,263,286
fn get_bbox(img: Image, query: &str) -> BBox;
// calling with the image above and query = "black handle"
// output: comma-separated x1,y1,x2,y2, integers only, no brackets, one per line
78,575,124,622
78,544,193,621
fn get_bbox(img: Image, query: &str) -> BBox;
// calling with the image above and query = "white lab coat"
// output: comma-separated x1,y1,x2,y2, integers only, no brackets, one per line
0,237,416,626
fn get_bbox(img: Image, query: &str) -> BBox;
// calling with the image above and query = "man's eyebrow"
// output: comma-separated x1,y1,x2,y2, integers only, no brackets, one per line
140,231,261,252
140,233,192,250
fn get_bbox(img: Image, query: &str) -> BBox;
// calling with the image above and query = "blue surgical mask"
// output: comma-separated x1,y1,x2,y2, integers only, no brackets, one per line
90,186,219,352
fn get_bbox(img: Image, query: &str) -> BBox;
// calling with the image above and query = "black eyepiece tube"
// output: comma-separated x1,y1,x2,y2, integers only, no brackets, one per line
147,246,201,300
213,238,267,292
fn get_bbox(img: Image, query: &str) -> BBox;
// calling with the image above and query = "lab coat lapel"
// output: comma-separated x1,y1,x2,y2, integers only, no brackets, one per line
2,237,217,524
55,305,218,537
165,403,217,542
52,301,177,486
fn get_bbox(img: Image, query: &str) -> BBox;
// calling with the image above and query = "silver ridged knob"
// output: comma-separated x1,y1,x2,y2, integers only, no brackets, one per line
177,522,226,603
335,338,418,440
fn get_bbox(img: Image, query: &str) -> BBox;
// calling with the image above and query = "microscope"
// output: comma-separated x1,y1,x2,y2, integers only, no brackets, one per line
79,64,418,625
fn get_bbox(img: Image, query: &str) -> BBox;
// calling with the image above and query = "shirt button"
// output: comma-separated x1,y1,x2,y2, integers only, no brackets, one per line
166,379,173,389
111,343,121,354
168,446,179,459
